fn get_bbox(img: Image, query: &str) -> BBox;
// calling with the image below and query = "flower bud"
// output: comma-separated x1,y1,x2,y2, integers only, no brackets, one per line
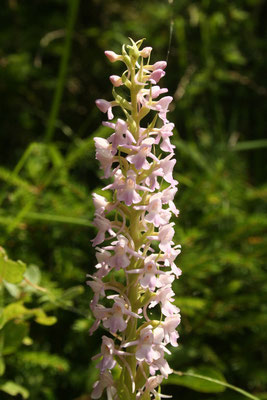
153,61,167,70
104,51,122,63
109,75,123,87
140,46,152,58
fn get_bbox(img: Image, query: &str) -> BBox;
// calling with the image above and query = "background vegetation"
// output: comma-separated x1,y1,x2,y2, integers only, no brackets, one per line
0,0,266,399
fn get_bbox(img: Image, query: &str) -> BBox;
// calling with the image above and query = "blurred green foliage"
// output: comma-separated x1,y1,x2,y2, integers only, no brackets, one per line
0,0,266,399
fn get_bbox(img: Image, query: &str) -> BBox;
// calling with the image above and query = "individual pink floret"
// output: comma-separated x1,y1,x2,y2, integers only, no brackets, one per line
103,295,140,334
94,137,114,178
149,350,173,378
137,85,168,105
158,222,175,252
105,118,136,151
95,99,114,120
94,248,112,278
92,193,110,214
92,335,131,374
118,175,142,206
161,186,179,216
144,168,163,191
135,326,162,363
155,96,173,123
144,193,171,227
93,336,117,372
91,370,115,399
91,214,116,247
142,375,172,399
154,314,181,347
103,235,140,270
159,244,182,278
141,95,172,123
126,138,156,170
139,257,160,291
149,285,179,317
151,123,176,153
105,170,150,206
159,154,178,187
149,69,166,84
151,85,169,98
156,272,175,288
86,274,106,307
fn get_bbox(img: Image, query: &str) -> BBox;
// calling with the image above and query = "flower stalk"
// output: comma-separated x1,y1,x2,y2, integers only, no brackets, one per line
88,38,181,400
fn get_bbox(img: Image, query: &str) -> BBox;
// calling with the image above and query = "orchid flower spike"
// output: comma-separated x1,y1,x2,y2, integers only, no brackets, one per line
89,38,181,400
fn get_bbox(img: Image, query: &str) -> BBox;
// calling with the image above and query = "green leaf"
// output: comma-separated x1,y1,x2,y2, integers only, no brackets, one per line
0,313,5,329
230,139,267,151
0,381,29,398
24,265,41,285
2,302,28,326
19,351,69,372
165,366,226,393
168,370,260,400
0,250,26,284
2,321,28,355
257,393,267,400
1,302,56,328
72,317,92,332
34,310,57,326
3,281,21,298
175,297,206,315
23,264,42,292
0,357,5,376
23,212,93,227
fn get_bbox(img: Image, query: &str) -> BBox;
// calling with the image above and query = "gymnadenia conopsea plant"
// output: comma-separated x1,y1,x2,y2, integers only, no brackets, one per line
88,38,181,400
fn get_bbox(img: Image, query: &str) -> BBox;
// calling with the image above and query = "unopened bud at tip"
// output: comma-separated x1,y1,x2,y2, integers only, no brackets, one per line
140,46,152,58
104,50,122,63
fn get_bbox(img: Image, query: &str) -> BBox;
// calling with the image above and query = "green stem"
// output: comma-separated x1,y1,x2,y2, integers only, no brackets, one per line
122,214,141,399
13,142,38,176
121,57,144,399
129,63,140,141
44,0,80,142
0,279,3,318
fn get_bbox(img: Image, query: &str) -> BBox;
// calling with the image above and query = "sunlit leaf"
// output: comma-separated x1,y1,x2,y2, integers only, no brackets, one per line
0,249,26,284
0,381,29,398
19,351,69,372
34,310,57,326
